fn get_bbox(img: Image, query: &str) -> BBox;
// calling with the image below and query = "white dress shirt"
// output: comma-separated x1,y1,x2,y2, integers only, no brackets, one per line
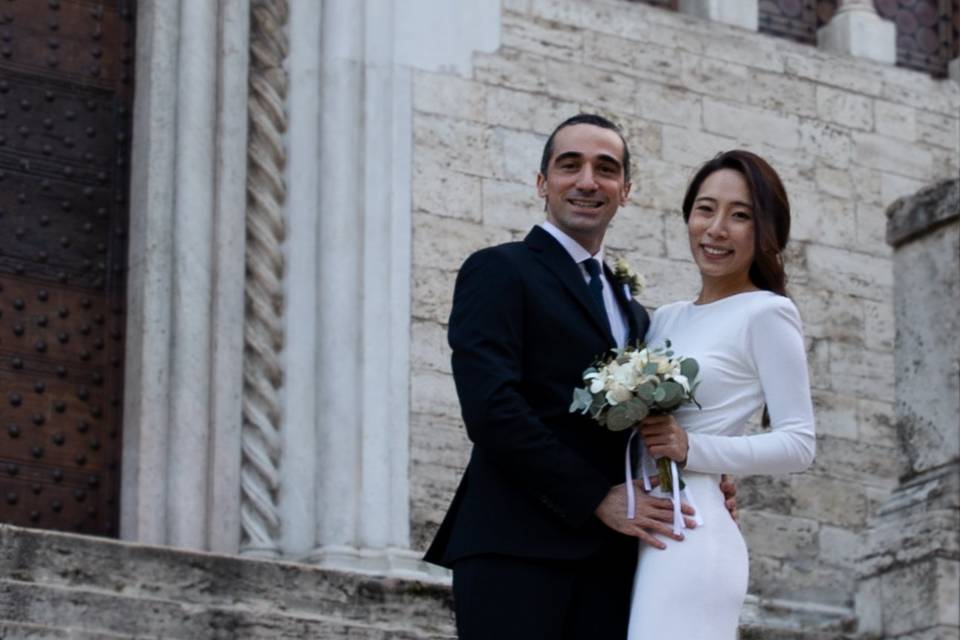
539,221,629,348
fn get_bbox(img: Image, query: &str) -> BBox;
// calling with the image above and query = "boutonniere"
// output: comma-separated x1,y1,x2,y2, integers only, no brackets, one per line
613,257,646,299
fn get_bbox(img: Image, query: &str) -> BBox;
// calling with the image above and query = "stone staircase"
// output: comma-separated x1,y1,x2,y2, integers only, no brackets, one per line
0,525,456,639
0,524,859,639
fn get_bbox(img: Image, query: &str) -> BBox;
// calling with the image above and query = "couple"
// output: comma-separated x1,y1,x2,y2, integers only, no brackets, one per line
424,114,816,639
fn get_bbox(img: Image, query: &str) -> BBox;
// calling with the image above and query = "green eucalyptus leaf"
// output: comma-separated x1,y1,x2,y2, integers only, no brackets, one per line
569,387,593,414
643,362,659,376
606,404,633,431
653,386,666,402
680,358,699,381
636,382,655,403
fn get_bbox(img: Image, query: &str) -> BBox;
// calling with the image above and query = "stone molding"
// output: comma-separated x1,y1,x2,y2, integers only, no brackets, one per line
123,0,250,553
886,179,960,248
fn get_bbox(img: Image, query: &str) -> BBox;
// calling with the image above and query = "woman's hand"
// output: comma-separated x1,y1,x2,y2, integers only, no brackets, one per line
639,415,689,464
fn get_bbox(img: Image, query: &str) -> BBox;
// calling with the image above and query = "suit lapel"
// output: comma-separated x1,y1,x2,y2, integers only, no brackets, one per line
605,262,637,345
524,227,615,346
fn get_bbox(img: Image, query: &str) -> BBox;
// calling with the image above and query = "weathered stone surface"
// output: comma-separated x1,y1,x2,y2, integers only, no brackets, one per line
817,86,874,131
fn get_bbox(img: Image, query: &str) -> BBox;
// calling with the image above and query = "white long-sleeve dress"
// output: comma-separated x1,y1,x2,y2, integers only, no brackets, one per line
627,291,816,640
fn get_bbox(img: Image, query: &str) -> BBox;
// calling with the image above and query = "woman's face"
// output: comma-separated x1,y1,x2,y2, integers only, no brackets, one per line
687,168,756,287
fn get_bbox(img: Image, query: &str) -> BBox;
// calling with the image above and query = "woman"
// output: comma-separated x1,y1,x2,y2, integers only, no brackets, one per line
627,150,816,639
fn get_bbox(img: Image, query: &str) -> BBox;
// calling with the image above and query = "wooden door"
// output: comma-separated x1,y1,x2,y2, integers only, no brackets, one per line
0,0,134,537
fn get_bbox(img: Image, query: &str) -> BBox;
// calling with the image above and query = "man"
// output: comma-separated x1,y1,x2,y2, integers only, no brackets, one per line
425,114,728,639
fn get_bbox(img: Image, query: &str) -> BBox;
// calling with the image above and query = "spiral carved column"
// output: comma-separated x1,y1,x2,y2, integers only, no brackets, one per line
241,0,289,556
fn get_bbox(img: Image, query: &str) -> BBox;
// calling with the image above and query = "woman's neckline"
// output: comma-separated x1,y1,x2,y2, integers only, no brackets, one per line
690,289,771,307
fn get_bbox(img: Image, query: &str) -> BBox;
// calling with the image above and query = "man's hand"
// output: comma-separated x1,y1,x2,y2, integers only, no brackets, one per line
639,415,688,464
720,474,738,523
594,482,696,550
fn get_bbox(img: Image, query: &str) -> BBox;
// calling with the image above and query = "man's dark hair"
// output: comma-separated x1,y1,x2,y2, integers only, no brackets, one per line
539,113,631,182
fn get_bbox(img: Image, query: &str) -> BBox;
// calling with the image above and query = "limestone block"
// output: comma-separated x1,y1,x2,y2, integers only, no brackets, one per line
486,127,544,184
414,113,495,178
585,33,696,90
813,162,853,200
746,70,817,118
740,511,819,560
809,390,859,440
798,120,853,169
410,369,460,420
849,165,884,205
678,0,758,31
782,50,885,97
626,256,700,309
662,208,695,262
852,132,933,179
805,244,892,301
812,434,901,487
818,524,861,569
484,86,579,136
473,48,550,97
791,285,864,345
411,267,455,324
632,83,701,129
805,337,832,393
874,100,916,142
790,473,868,528
604,205,666,259
790,189,857,249
500,12,582,62
816,86,874,131
661,124,736,167
855,202,893,255
880,173,928,209
680,55,751,104
703,100,800,149
412,158,483,222
828,342,895,403
737,475,797,514
481,179,544,232
549,61,638,117
411,213,512,271
528,0,656,40
880,72,960,118
620,121,663,167
413,71,486,122
701,31,784,73
410,414,471,550
630,158,694,211
748,553,853,605
916,109,960,151
855,575,883,635
411,320,452,375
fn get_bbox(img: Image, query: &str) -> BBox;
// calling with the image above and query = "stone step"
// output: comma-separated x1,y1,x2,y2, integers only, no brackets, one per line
0,579,455,640
0,621,133,640
0,525,456,638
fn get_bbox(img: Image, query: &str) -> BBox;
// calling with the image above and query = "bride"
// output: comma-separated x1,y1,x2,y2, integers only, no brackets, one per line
627,150,816,639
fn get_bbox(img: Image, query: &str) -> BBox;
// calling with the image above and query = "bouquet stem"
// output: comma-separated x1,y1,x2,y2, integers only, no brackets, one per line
656,457,684,492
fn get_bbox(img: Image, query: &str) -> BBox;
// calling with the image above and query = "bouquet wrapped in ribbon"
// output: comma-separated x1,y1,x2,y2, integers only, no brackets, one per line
569,341,701,532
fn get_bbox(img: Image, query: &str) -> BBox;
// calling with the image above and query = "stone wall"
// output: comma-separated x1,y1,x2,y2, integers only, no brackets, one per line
407,0,960,620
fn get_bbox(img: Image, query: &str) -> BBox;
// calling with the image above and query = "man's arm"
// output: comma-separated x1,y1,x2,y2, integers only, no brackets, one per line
449,249,612,527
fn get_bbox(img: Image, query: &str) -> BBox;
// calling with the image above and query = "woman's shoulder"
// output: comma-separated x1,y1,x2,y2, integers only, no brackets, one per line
650,299,692,322
741,291,802,333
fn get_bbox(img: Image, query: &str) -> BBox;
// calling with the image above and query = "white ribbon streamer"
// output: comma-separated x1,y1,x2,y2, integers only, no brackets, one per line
624,428,705,535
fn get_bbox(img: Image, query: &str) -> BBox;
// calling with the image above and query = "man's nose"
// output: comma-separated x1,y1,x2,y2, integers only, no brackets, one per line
575,165,598,190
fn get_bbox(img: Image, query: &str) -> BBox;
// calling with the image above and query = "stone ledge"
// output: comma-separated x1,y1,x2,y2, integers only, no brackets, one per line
886,179,960,247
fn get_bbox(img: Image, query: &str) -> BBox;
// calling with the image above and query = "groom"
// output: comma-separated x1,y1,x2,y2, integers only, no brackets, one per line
425,114,702,639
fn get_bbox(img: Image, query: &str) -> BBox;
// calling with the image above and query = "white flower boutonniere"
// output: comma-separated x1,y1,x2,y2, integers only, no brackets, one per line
613,257,646,299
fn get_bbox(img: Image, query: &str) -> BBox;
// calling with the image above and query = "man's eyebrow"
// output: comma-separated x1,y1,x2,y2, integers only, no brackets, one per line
552,151,622,168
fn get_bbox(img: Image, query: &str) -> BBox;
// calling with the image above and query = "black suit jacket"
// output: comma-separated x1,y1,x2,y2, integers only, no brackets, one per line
425,226,651,567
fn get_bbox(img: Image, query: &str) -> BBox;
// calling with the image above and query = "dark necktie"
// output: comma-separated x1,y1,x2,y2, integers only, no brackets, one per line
583,258,611,332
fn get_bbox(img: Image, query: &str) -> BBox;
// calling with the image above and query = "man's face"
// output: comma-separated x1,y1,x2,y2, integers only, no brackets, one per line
536,123,631,252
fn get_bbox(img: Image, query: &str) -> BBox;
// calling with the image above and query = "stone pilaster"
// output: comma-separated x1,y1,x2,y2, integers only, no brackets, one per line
856,180,960,639
677,0,758,31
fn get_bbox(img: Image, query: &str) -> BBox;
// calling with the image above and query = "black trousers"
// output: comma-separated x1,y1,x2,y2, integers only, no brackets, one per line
452,547,636,640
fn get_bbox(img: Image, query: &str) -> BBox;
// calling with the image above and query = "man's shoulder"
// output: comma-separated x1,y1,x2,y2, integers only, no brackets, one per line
461,238,532,270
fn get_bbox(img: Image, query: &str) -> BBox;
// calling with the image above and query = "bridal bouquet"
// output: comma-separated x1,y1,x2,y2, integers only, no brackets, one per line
569,341,700,493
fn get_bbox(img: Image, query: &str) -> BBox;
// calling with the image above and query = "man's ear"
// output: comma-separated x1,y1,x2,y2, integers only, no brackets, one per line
536,172,547,198
620,181,633,205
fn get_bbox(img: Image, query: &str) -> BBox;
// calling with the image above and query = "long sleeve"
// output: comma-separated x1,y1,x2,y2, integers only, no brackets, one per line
685,298,816,475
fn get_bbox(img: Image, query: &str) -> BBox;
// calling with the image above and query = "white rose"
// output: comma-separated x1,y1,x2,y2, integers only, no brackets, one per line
606,384,632,405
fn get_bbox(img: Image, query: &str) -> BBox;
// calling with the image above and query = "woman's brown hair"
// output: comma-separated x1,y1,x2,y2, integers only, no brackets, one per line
681,150,790,296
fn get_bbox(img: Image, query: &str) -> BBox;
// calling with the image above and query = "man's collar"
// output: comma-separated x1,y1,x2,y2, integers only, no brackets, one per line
539,221,605,266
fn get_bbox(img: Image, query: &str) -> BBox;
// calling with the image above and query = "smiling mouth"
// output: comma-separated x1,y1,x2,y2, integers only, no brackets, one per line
701,244,733,257
567,199,604,209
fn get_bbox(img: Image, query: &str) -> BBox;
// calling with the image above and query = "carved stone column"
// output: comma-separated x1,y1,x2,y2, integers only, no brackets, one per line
856,180,960,638
817,0,896,65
